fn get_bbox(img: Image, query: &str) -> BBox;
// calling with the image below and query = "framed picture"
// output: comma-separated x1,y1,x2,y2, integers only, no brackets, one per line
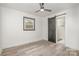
23,16,35,31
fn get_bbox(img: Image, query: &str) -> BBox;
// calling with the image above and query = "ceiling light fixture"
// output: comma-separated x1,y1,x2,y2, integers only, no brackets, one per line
40,9,44,11
35,3,52,13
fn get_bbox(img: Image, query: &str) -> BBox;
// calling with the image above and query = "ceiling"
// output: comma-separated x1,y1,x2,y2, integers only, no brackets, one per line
0,3,79,17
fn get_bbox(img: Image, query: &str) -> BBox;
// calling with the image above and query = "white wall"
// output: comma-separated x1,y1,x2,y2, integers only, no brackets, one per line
1,5,79,50
65,6,79,50
0,7,2,54
42,6,79,50
1,7,42,49
42,17,48,40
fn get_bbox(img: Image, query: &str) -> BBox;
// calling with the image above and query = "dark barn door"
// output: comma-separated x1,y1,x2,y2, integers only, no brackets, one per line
48,17,56,43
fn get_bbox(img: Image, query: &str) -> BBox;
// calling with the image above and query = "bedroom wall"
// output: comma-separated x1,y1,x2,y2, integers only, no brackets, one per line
65,6,79,50
0,7,2,54
0,7,42,49
1,5,79,50
42,5,79,50
42,17,48,40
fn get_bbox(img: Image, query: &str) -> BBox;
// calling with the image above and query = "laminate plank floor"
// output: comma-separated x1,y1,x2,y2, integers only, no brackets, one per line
1,40,79,56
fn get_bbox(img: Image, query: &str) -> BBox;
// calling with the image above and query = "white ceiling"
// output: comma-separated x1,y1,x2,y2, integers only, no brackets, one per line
0,3,79,17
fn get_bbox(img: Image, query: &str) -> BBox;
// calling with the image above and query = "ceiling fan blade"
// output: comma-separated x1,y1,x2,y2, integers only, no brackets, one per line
35,10,40,13
44,9,52,12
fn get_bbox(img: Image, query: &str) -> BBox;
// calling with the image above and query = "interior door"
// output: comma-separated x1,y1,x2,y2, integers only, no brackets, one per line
48,17,56,43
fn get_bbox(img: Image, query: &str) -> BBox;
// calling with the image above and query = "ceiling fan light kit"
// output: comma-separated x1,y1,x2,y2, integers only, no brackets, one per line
35,3,52,13
40,9,44,11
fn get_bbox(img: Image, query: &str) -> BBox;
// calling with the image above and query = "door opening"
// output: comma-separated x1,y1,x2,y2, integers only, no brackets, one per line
48,14,65,44
56,15,65,44
48,16,56,43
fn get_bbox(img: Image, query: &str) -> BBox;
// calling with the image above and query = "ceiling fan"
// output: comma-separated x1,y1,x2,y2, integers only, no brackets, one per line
35,3,52,13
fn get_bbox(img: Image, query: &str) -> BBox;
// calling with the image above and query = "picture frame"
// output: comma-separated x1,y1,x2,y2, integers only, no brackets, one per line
23,16,35,31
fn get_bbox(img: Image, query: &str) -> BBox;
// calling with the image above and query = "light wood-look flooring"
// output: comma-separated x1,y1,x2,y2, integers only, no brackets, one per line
1,40,79,56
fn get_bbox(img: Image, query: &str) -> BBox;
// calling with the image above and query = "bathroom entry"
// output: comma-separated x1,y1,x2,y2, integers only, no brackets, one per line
48,14,65,44
48,16,56,43
56,15,65,44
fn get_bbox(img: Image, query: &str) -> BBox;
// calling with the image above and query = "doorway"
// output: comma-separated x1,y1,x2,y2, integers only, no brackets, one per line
48,15,65,44
48,17,56,43
56,15,65,44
